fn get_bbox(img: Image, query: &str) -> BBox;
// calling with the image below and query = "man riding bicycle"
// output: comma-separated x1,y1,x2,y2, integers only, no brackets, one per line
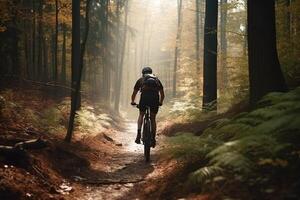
131,67,165,147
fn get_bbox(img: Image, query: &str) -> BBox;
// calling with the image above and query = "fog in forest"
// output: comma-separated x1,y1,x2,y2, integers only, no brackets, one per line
115,0,247,117
1,0,300,198
119,0,177,117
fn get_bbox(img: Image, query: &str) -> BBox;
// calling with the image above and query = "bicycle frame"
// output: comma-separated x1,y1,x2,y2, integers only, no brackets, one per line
142,106,152,162
143,106,152,140
133,103,153,162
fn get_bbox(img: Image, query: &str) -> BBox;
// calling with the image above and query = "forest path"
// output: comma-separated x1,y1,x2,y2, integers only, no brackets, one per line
78,121,159,200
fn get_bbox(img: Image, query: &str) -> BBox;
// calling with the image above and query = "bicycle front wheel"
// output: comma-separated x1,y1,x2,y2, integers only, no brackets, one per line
143,120,151,162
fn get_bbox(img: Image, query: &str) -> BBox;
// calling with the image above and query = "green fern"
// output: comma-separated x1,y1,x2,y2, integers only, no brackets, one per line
235,116,264,126
256,92,284,107
202,123,252,141
248,113,297,136
257,88,300,108
248,107,283,121
163,132,221,160
206,118,231,129
188,166,224,185
164,87,300,194
209,152,253,174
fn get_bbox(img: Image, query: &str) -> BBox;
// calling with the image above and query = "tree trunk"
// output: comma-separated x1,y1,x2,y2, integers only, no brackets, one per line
173,0,183,97
11,17,20,78
140,0,149,66
24,28,30,79
285,0,291,40
43,36,48,82
114,0,129,112
202,0,218,110
77,0,91,110
37,0,43,80
247,0,287,106
112,1,120,109
195,0,200,92
65,0,91,142
32,0,36,79
65,0,81,142
284,0,292,58
220,0,227,90
51,31,55,80
102,0,110,103
61,24,67,84
54,0,59,82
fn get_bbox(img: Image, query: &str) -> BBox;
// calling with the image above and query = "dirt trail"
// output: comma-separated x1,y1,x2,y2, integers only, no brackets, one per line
78,121,159,200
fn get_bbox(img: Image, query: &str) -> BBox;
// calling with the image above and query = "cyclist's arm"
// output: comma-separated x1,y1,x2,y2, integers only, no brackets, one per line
131,89,138,103
132,78,142,104
159,89,165,105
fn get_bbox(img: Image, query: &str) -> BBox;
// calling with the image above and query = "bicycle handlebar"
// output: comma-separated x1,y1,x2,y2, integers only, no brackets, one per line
131,102,139,108
131,102,162,108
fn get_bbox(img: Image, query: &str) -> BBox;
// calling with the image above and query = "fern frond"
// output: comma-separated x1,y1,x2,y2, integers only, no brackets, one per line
209,151,253,173
202,123,252,141
189,166,224,185
164,132,221,160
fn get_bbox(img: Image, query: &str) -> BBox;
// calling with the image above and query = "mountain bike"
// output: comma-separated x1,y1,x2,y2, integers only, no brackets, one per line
132,103,153,162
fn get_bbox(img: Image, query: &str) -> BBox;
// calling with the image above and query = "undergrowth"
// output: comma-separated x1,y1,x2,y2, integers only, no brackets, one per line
0,89,119,138
163,87,300,199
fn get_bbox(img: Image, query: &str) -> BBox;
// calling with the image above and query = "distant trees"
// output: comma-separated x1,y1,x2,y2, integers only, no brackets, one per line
114,0,129,112
0,0,131,141
173,0,183,97
0,0,129,103
202,0,218,109
1,0,300,141
247,0,287,105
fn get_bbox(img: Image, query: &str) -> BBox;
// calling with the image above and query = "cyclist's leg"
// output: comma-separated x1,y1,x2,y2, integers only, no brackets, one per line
150,113,157,137
136,106,146,144
150,106,159,147
138,111,145,130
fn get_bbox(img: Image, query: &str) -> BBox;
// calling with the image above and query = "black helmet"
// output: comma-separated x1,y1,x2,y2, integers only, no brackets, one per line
142,67,152,75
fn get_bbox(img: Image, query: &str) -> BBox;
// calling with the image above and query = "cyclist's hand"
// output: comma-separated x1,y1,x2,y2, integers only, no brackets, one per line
131,102,136,106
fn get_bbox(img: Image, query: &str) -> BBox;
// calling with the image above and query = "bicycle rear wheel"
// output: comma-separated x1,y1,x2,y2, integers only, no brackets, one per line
143,120,151,162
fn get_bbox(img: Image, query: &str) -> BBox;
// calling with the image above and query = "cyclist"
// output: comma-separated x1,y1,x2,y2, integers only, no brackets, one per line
131,67,165,147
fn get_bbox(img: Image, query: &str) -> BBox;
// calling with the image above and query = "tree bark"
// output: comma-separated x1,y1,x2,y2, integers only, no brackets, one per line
247,0,287,106
77,0,91,110
65,0,91,142
24,28,30,79
65,0,81,142
0,138,48,154
54,0,59,82
37,0,43,80
61,24,67,85
113,1,121,110
43,35,48,81
173,0,183,98
220,0,227,90
114,0,129,112
195,0,201,92
11,17,20,78
202,0,218,109
32,0,36,79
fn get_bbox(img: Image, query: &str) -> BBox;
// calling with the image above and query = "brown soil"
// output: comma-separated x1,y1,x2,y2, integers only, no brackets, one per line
1,85,204,200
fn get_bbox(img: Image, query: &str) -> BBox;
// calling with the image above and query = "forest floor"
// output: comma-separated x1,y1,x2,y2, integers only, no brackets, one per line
2,82,300,199
0,83,208,200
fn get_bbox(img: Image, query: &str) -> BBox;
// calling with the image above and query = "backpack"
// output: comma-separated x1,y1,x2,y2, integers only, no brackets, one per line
141,74,160,91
